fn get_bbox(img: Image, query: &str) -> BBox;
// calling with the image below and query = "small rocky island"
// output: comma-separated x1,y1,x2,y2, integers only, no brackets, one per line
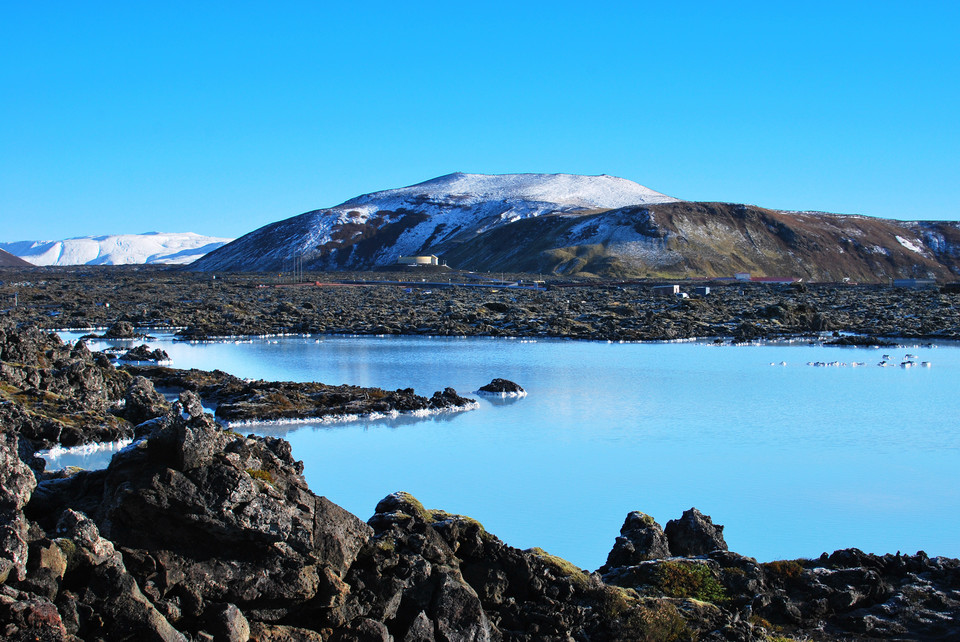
1,321,959,640
476,378,526,398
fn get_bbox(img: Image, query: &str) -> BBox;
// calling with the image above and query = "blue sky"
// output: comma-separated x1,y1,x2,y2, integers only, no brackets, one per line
2,2,958,241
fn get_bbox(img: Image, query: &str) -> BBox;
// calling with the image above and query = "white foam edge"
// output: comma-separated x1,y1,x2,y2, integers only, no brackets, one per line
39,438,134,461
475,390,528,398
219,401,480,428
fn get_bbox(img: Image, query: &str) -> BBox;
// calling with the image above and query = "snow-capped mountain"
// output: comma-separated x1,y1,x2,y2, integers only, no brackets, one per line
339,172,678,213
1,232,233,266
191,172,960,281
191,173,678,272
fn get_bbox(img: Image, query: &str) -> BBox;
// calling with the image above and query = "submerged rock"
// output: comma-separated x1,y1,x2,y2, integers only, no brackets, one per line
119,344,171,363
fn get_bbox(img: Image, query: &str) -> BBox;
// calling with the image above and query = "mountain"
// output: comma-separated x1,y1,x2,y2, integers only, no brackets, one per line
441,201,960,281
1,232,233,266
190,173,677,272
190,173,960,281
0,249,33,267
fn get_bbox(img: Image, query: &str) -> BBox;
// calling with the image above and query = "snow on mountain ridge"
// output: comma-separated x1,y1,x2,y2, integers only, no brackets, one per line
1,232,234,266
337,172,678,211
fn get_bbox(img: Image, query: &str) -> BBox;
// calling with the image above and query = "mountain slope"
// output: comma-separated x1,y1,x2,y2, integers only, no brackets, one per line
0,249,34,267
191,173,677,272
1,232,233,266
190,173,960,281
441,201,960,281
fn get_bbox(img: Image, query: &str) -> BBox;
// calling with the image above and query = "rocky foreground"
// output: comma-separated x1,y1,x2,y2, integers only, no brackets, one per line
3,402,960,641
2,316,960,639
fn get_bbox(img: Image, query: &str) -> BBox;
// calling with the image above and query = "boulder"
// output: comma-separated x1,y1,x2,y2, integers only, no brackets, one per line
665,508,728,557
599,511,670,572
123,375,171,426
177,389,206,419
475,378,526,397
120,344,171,363
104,321,137,338
29,411,373,634
428,387,475,409
55,509,185,641
205,602,251,642
0,591,69,640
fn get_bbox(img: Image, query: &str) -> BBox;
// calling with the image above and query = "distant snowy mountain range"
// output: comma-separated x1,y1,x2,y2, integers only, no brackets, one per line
192,172,960,281
0,232,233,266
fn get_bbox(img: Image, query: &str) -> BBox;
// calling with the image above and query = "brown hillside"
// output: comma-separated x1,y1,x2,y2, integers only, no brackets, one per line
439,202,960,281
0,249,33,268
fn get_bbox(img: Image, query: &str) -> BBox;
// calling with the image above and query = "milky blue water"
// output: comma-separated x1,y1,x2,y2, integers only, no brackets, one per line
57,332,960,570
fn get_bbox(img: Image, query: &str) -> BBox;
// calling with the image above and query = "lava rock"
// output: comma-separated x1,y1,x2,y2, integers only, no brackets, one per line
104,321,138,338
428,387,475,409
205,602,251,642
665,507,728,556
119,344,171,363
0,433,37,584
176,389,206,419
0,324,135,450
476,378,526,397
54,508,185,641
599,511,670,572
126,366,477,424
123,375,171,426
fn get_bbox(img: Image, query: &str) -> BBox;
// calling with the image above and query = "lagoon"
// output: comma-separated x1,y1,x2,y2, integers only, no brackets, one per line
57,332,960,571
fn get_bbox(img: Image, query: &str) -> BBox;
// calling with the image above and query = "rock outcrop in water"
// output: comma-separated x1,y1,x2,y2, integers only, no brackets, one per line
599,511,672,571
125,365,477,425
476,378,526,397
0,324,473,457
664,508,728,557
118,344,171,363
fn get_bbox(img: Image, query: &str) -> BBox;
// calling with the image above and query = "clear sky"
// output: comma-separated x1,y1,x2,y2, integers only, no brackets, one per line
2,1,958,241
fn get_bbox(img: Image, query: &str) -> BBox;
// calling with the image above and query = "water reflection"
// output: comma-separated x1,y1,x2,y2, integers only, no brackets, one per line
53,330,960,570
